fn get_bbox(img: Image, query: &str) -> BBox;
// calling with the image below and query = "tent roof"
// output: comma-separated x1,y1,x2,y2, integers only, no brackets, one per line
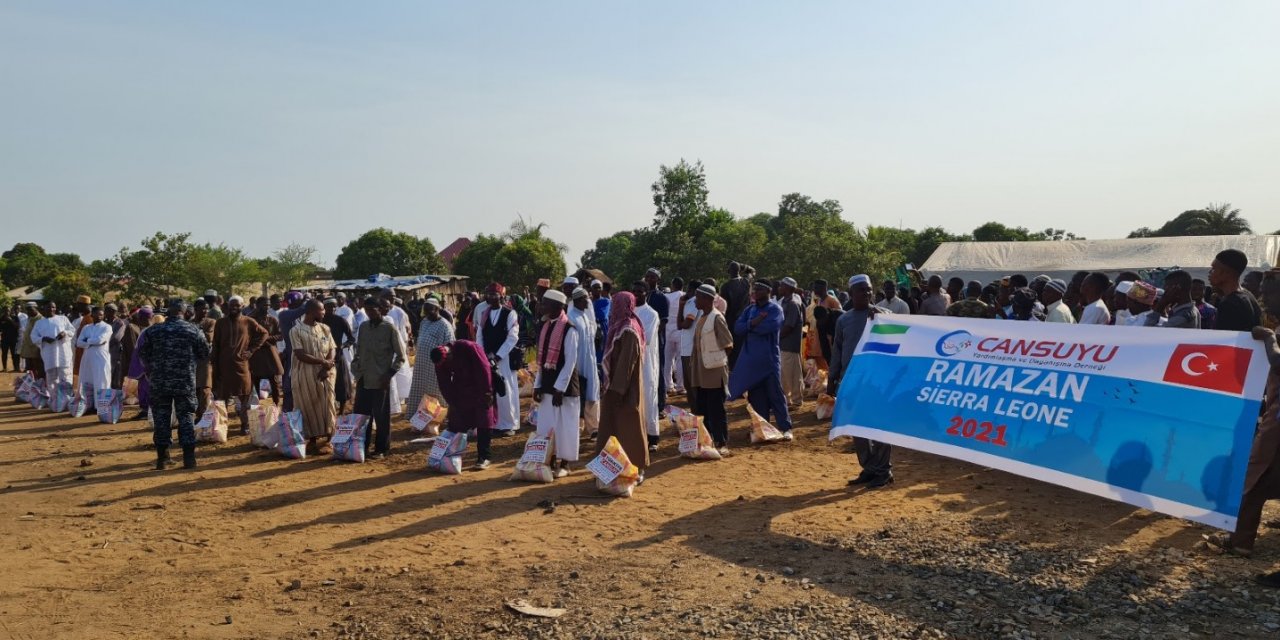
920,235,1279,283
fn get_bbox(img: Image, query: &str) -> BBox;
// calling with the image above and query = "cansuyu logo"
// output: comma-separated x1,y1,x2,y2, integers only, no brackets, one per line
935,330,974,357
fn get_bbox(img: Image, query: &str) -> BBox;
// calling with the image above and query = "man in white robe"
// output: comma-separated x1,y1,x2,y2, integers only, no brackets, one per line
474,283,521,435
631,281,662,450
75,306,113,396
533,291,581,475
568,288,600,436
31,301,75,394
663,278,685,394
380,290,414,414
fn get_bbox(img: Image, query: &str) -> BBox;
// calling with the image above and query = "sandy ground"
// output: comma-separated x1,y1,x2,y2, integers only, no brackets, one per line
1,369,1279,640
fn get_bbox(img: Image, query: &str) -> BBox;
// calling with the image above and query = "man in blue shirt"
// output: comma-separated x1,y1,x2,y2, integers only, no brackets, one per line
729,280,793,438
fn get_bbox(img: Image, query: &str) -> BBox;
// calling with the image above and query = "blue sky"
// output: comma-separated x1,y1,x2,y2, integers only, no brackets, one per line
3,1,1276,268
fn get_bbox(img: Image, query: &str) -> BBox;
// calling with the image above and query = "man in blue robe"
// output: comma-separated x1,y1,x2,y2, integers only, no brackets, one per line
728,280,793,438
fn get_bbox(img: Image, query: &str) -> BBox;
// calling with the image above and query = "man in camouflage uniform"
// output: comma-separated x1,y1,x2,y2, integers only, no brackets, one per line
139,299,211,470
946,281,994,319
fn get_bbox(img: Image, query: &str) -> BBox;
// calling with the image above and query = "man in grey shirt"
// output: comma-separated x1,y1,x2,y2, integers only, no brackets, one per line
778,277,804,408
827,274,894,488
1147,270,1201,329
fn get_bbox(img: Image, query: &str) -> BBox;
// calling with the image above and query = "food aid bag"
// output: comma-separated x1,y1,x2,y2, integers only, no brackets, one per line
409,396,444,434
388,377,404,417
28,383,50,410
258,379,271,400
747,405,786,444
195,402,229,443
331,414,370,463
587,435,641,497
525,404,539,427
668,406,721,461
122,377,139,403
426,430,467,474
510,431,555,483
272,410,307,459
389,366,411,416
68,386,91,418
248,404,282,448
803,359,819,395
50,381,74,413
13,373,34,403
517,368,534,398
815,394,836,421
94,388,124,424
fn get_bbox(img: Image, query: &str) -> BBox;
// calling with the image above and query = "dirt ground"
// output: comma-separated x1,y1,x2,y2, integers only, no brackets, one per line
2,370,1279,640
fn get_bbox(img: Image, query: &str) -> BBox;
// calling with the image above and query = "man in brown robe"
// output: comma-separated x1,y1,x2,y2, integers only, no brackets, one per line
249,296,285,405
211,296,268,433
191,299,218,418
594,292,649,480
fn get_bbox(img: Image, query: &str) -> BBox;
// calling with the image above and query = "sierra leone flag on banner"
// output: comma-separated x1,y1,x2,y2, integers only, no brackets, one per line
861,323,909,354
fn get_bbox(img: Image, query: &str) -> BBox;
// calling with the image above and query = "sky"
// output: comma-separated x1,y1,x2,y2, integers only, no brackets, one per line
3,1,1277,269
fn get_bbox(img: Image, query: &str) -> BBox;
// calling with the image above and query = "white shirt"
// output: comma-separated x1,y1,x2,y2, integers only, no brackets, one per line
17,312,29,334
476,302,519,362
75,321,113,390
351,309,368,337
678,299,700,357
877,296,911,315
664,292,684,337
635,304,661,433
1125,310,1164,327
533,320,580,393
31,315,75,370
568,305,600,401
1045,300,1076,324
334,305,354,331
1080,299,1111,326
386,306,411,345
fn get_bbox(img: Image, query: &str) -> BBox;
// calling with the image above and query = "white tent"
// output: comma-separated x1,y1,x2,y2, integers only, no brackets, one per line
920,235,1279,285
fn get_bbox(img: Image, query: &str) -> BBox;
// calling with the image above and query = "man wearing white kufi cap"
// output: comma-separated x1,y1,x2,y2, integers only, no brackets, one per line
533,290,582,475
828,274,894,489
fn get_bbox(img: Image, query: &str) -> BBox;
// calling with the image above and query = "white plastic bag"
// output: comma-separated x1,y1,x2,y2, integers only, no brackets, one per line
510,432,555,483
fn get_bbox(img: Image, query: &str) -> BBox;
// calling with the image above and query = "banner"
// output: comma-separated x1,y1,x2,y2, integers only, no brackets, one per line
830,315,1269,530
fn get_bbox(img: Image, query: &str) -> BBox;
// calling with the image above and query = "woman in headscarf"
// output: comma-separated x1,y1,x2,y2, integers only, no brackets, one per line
456,294,477,341
432,340,496,469
594,291,649,480
407,298,455,414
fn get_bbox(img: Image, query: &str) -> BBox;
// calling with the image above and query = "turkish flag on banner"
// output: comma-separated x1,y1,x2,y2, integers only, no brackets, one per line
1162,344,1252,395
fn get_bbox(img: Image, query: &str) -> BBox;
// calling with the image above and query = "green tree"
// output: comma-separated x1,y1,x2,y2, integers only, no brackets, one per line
185,243,261,296
651,159,710,233
1,243,57,288
451,234,505,285
910,226,970,266
42,269,100,308
454,218,567,289
113,231,196,302
260,243,319,292
334,228,444,279
1128,202,1252,238
972,222,1036,242
578,230,637,282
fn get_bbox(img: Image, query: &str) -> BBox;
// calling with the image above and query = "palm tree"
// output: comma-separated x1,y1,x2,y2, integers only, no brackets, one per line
504,215,569,253
1178,202,1252,235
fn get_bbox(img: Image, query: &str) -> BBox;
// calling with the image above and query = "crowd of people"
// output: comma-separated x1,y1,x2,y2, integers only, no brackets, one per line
5,247,1280,585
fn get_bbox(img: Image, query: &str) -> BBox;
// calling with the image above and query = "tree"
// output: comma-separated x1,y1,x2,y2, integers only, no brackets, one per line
578,230,637,282
1128,203,1252,238
1,243,57,288
453,219,568,289
334,228,444,279
112,232,196,302
260,243,319,292
910,226,970,266
1031,228,1082,241
972,222,1036,242
451,234,505,285
651,159,710,233
185,243,261,296
42,269,100,308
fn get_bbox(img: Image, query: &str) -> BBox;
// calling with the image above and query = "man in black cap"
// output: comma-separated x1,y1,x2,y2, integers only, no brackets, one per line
1210,249,1262,332
138,299,210,470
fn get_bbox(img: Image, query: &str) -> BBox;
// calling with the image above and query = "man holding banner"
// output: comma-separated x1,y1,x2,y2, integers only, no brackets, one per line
828,274,894,488
829,294,1270,530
